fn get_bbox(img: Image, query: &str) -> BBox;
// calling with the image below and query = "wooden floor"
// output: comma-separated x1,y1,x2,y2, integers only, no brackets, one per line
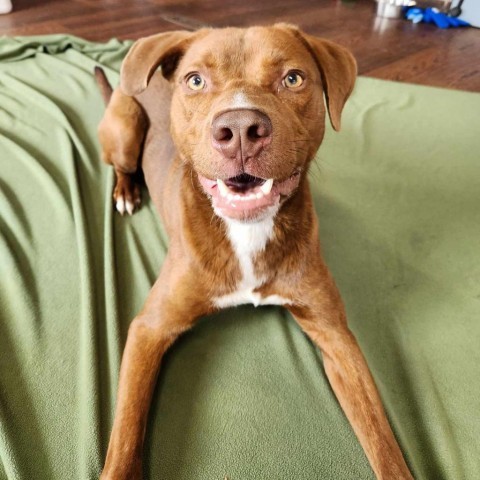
1,0,479,92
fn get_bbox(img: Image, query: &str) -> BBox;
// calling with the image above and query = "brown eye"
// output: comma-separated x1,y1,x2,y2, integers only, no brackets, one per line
283,71,304,89
186,74,206,91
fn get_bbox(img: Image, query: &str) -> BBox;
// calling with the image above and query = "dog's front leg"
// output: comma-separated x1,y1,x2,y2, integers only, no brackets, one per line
287,263,413,480
100,255,210,480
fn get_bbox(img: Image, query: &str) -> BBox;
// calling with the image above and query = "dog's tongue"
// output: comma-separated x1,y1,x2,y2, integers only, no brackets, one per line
198,174,279,217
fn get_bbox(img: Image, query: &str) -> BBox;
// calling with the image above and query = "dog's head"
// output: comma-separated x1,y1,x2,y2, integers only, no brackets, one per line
121,24,356,221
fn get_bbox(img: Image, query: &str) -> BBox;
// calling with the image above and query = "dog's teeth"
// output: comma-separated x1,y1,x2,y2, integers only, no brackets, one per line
234,194,241,200
217,179,229,197
227,193,234,201
261,178,273,195
256,192,263,199
116,198,126,215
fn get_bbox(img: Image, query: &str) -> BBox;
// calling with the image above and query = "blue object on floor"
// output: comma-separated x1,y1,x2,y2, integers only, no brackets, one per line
405,7,471,28
405,7,424,23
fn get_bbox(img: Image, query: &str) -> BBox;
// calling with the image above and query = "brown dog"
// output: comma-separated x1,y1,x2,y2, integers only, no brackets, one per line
96,24,414,480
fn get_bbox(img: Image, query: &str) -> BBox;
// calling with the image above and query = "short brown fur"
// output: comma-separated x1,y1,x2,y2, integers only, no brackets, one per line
97,24,414,480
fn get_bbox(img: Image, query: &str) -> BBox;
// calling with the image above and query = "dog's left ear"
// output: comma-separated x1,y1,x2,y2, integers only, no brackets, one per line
120,30,205,96
302,34,357,132
276,24,357,132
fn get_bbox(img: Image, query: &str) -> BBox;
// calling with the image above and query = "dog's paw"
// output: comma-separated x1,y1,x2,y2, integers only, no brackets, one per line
113,172,141,216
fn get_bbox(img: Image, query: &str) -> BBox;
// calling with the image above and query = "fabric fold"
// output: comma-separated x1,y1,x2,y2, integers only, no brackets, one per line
0,35,479,480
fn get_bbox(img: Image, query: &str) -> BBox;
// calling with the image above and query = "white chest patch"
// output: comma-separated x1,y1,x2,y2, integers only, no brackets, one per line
213,209,291,308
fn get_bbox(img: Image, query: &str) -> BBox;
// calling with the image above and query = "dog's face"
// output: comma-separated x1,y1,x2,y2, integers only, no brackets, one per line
121,25,356,221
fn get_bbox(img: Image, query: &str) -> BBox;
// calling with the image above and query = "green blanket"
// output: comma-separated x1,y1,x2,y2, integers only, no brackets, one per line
0,35,479,480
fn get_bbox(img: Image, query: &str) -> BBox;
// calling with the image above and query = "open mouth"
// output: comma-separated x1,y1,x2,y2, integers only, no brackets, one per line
197,171,301,220
221,173,269,193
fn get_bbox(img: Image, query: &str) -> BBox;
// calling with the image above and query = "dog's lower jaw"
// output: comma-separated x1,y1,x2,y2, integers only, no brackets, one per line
213,202,280,223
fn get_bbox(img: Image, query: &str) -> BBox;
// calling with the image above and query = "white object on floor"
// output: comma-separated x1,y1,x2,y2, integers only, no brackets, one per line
457,0,480,27
0,0,12,14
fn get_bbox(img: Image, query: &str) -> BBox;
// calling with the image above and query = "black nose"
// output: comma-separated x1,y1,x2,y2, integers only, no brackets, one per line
211,109,272,162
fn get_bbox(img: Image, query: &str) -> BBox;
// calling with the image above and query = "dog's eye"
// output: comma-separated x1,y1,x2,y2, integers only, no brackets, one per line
283,71,304,89
186,74,206,91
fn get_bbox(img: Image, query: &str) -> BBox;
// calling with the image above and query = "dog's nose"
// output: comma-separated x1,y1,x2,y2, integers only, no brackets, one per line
211,109,272,161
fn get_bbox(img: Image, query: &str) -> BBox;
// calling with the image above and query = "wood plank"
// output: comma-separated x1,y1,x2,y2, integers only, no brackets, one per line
0,0,478,92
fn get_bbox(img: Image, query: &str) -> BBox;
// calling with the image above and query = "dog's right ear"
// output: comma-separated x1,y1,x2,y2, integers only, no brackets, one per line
120,30,200,96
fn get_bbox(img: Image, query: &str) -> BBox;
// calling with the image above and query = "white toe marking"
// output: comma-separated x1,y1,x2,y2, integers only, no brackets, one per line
126,200,134,216
116,198,125,215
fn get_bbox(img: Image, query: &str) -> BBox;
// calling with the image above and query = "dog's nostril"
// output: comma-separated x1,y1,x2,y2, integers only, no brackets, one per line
247,124,261,140
214,127,234,142
247,122,271,141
